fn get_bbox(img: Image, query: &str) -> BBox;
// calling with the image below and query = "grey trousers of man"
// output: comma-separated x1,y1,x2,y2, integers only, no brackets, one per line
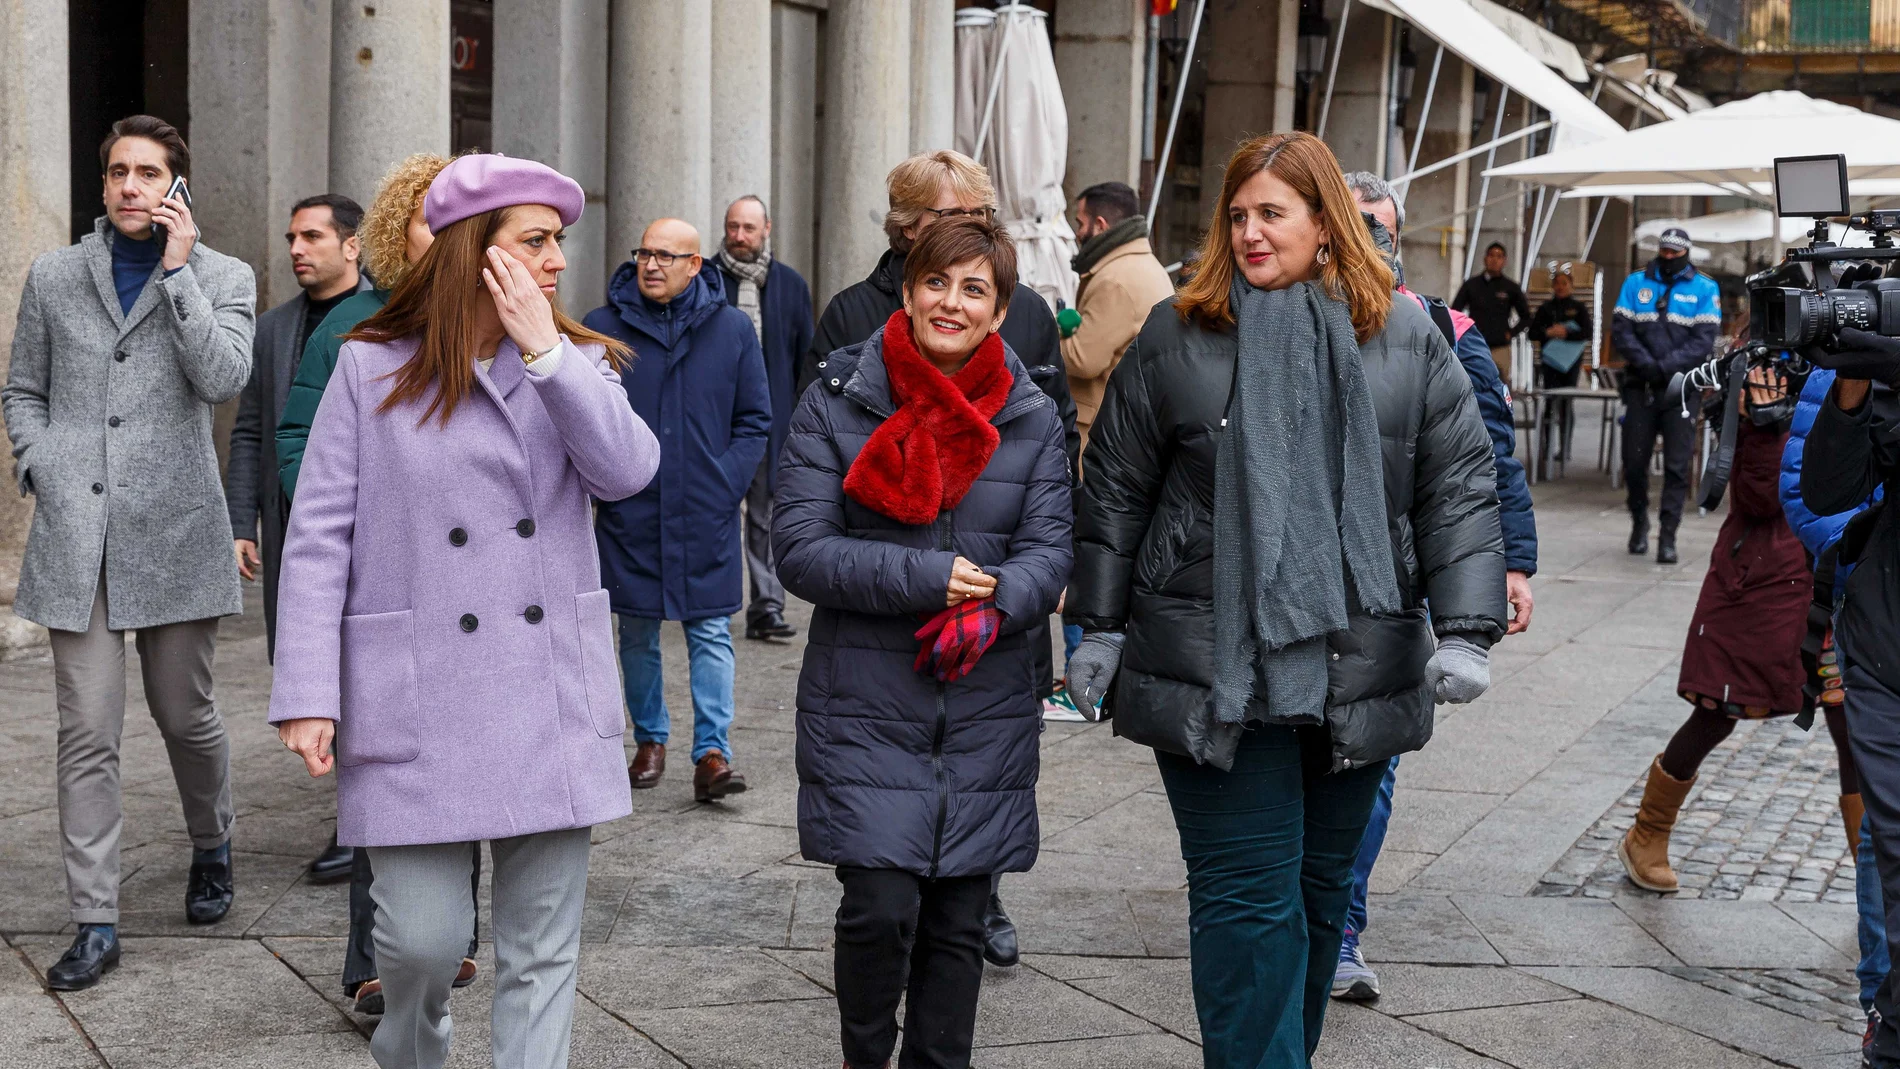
50,576,232,924
744,456,784,626
367,827,591,1069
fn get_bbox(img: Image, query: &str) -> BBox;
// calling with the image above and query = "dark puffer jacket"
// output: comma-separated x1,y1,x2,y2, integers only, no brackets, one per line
773,329,1072,878
1067,292,1507,769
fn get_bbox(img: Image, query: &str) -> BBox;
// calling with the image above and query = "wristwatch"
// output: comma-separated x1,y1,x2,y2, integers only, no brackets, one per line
521,342,557,366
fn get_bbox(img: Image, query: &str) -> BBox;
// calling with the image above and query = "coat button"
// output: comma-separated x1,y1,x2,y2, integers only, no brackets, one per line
91,483,103,494
108,416,121,428
516,518,536,538
449,527,468,546
524,605,544,624
459,613,479,633
114,351,127,363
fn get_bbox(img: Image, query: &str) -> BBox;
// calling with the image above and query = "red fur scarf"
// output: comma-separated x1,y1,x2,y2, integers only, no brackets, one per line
842,310,1011,525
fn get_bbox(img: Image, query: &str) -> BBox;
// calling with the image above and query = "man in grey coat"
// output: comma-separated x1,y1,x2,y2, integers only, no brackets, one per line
2,115,255,992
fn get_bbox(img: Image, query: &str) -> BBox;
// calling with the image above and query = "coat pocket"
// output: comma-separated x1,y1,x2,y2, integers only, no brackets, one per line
575,588,628,738
1324,609,1437,771
337,610,422,766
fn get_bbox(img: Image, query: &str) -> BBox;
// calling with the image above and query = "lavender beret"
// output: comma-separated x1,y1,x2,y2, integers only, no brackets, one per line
424,153,586,233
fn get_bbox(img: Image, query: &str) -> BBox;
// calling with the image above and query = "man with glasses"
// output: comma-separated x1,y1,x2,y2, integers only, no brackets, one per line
583,219,772,802
796,149,1079,972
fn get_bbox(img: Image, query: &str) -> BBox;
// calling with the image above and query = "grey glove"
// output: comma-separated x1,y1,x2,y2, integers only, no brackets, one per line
1425,635,1490,705
1065,632,1125,722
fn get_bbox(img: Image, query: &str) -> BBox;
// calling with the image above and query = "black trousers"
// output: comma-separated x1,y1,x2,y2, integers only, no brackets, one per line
834,866,990,1069
342,844,482,991
1844,661,1900,1067
1621,382,1696,528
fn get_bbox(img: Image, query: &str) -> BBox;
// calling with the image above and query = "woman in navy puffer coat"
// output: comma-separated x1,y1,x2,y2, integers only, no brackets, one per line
773,219,1070,1069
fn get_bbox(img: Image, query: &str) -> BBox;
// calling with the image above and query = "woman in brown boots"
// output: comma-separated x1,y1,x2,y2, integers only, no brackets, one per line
1620,359,1863,892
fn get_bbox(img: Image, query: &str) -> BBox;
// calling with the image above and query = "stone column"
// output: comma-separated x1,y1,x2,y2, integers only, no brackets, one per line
771,1,823,285
609,1,713,263
711,0,773,246
329,0,451,213
818,0,912,307
910,0,955,154
1201,0,1299,222
1053,0,1145,202
493,0,610,314
190,0,333,309
1318,0,1390,177
0,0,68,654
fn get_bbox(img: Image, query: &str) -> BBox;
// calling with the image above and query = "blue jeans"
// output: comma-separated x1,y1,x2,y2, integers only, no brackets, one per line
1865,810,1890,1015
1155,724,1386,1066
1062,624,1082,671
1345,757,1399,937
616,615,735,763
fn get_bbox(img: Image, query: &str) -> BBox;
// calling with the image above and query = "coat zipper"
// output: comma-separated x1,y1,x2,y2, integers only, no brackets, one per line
929,512,952,877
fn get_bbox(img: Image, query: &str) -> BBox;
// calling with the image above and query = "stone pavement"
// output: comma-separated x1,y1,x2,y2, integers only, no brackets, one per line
0,479,1873,1068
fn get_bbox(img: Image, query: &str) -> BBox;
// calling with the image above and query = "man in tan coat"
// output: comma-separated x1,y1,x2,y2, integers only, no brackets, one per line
1060,182,1175,451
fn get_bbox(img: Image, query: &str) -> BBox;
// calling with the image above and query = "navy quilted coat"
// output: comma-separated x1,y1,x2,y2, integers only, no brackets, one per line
772,328,1073,877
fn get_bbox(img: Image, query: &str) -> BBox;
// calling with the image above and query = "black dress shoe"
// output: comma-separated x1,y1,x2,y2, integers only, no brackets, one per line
186,844,235,925
46,925,119,991
1656,530,1679,565
745,612,798,641
1628,513,1650,556
982,893,1019,968
308,834,355,885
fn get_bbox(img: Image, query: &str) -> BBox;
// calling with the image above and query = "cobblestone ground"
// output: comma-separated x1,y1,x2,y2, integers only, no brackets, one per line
1661,966,1867,1039
1534,715,1856,903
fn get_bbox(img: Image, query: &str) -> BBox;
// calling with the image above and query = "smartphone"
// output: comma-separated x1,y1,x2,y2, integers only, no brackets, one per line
154,175,190,243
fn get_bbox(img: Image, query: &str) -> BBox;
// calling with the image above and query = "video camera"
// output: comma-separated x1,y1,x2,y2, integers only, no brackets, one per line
1669,155,1900,510
1751,154,1900,348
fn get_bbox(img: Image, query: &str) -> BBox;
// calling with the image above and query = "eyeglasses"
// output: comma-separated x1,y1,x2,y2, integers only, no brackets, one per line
634,248,692,268
920,206,994,222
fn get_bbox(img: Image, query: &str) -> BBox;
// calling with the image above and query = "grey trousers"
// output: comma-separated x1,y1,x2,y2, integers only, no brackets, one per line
49,576,232,924
367,827,591,1069
744,456,784,625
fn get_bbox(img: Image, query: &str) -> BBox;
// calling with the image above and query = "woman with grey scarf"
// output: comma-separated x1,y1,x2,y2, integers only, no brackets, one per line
1064,133,1506,1066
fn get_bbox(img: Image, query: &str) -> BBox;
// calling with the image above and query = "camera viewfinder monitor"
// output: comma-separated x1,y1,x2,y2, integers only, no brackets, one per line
1774,154,1850,217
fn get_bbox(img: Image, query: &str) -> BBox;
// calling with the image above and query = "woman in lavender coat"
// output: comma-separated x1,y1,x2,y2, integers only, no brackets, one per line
269,155,658,1069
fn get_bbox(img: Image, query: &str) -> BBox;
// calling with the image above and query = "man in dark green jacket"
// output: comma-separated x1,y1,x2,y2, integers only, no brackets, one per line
274,288,386,498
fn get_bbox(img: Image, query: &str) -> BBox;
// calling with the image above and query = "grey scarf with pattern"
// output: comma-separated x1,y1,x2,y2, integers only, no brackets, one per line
715,247,771,342
1208,277,1399,726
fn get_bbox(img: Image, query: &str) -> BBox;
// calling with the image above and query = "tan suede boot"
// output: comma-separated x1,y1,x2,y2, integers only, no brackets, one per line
1618,756,1694,892
1843,793,1866,858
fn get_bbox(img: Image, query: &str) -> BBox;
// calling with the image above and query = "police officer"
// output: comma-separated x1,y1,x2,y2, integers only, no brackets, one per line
1611,228,1721,563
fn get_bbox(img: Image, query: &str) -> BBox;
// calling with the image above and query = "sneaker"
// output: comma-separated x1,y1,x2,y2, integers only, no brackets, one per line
1331,930,1380,1001
1042,683,1086,722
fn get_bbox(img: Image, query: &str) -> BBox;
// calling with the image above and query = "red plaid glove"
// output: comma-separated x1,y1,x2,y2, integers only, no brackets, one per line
914,597,1004,682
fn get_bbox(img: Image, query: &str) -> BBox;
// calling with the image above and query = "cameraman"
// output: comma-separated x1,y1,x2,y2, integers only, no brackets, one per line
1611,228,1722,564
1803,324,1900,1068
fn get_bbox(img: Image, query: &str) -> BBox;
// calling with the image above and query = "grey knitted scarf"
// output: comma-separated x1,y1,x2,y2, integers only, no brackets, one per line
1209,277,1400,726
715,247,771,342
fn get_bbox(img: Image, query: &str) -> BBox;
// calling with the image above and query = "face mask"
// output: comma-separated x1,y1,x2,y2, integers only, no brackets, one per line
1657,254,1688,278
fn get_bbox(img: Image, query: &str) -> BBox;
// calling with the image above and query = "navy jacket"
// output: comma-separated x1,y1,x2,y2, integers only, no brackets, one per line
707,259,814,489
773,330,1072,877
584,265,772,620
1611,259,1722,383
1414,291,1537,575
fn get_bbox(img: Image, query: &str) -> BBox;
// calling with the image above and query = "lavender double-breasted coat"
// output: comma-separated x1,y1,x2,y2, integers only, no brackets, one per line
267,335,659,847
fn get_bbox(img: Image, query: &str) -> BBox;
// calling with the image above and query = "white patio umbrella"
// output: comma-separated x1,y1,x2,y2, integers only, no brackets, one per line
953,8,994,161
954,4,1076,311
1486,91,1900,193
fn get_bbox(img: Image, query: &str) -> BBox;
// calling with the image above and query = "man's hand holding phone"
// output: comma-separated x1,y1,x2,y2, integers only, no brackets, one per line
152,176,196,272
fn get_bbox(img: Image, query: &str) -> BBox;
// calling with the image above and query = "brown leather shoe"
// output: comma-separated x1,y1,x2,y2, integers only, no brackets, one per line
694,752,748,802
629,743,665,789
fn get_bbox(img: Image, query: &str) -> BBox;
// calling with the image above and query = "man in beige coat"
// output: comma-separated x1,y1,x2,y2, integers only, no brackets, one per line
1060,182,1175,451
